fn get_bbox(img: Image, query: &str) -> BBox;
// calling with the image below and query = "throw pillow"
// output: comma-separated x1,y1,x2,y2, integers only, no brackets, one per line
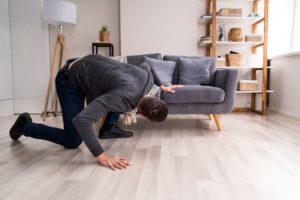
144,57,176,86
178,58,211,85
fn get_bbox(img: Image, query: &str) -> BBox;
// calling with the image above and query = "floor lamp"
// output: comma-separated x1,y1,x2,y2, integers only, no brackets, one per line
42,0,77,121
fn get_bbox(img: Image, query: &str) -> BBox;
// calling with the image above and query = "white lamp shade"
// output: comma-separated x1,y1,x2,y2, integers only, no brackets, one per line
43,0,77,25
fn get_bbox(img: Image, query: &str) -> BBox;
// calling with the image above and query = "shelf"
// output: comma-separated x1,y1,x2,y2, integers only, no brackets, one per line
200,40,213,47
236,90,274,94
206,0,260,2
200,41,263,47
219,0,260,2
217,66,273,70
200,16,264,25
217,41,263,46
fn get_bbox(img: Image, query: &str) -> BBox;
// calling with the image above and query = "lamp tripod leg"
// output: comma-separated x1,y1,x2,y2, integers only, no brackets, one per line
54,38,65,115
59,34,71,59
42,34,71,120
42,36,60,121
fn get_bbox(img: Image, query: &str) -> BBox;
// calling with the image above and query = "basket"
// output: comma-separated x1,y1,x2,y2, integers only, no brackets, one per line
219,8,242,17
245,34,263,42
225,54,242,66
237,80,258,91
217,58,226,66
228,28,243,42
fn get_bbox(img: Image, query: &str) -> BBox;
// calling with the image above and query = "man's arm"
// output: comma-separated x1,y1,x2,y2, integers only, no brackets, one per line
72,92,130,170
160,85,183,93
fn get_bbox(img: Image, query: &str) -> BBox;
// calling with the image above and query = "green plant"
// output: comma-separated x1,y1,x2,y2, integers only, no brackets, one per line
101,25,108,32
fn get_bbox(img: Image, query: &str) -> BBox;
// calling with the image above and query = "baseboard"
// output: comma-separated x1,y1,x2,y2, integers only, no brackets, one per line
269,108,300,121
0,99,14,117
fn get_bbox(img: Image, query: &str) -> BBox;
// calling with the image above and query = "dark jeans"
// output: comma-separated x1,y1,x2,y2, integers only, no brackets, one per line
23,63,120,149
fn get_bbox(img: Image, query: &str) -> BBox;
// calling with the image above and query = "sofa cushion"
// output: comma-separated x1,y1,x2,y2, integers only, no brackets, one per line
161,85,225,104
127,53,162,66
144,57,176,86
178,58,211,85
163,55,216,85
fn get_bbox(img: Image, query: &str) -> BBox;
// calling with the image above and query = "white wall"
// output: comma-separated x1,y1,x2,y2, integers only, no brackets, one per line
120,0,206,56
270,54,300,118
268,0,295,57
292,0,300,51
0,0,14,117
9,0,50,113
49,0,120,58
120,0,255,57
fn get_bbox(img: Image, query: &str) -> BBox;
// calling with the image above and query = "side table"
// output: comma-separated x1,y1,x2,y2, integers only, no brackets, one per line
92,42,114,57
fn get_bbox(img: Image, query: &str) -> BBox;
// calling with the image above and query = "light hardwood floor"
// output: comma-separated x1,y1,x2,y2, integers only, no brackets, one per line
0,113,300,200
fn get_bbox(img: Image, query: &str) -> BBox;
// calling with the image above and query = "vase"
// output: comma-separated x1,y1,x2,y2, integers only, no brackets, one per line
100,31,110,42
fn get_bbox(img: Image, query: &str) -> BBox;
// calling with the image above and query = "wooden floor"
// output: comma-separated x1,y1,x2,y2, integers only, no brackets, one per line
0,113,300,200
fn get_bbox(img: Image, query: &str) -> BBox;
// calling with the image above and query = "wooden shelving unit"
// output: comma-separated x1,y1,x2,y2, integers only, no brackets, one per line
201,0,270,115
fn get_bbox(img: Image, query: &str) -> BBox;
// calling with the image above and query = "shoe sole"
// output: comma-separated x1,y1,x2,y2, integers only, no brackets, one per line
99,133,133,139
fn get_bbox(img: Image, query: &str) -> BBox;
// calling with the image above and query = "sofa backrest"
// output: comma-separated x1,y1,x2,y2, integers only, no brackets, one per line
163,55,216,85
126,53,162,66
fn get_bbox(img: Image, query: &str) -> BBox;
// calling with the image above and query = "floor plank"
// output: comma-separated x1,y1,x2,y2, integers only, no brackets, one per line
0,113,300,200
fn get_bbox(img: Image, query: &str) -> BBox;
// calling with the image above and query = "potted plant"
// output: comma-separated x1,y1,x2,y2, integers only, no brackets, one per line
100,25,110,42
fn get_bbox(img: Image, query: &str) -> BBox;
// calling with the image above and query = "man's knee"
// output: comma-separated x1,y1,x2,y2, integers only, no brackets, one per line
65,136,82,149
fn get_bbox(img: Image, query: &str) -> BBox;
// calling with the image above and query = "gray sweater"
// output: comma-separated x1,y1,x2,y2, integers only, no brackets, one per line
69,54,154,157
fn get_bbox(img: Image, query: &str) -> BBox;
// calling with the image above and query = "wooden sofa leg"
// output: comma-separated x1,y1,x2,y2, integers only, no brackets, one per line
208,114,213,120
213,114,224,131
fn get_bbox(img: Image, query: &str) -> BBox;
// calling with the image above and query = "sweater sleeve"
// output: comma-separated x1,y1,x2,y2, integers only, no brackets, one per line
72,92,131,157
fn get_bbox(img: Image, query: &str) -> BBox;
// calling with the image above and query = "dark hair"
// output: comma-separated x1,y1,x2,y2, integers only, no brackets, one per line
138,96,168,122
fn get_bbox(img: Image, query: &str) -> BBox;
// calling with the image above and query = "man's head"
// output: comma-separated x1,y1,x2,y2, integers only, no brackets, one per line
137,96,168,122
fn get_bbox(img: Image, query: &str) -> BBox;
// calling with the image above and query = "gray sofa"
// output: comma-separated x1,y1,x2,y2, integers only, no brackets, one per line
127,53,238,131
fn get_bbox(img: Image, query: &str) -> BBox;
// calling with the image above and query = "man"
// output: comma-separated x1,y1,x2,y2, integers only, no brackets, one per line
9,54,181,171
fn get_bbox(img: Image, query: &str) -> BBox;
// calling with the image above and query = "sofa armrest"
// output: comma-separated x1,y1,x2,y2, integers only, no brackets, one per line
213,69,238,112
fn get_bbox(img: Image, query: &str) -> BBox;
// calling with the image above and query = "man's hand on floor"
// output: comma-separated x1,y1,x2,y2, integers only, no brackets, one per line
97,152,130,171
160,85,183,93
